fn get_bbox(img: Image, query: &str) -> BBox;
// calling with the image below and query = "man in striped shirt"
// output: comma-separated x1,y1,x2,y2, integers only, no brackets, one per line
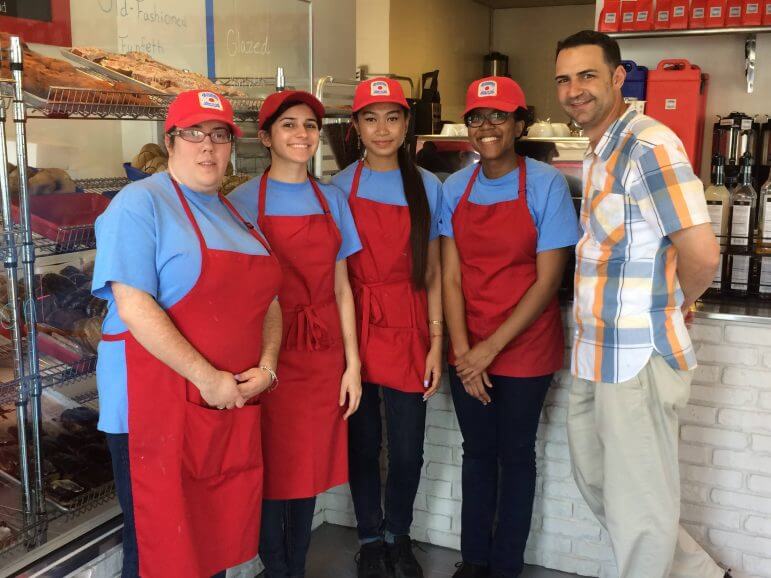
555,31,728,578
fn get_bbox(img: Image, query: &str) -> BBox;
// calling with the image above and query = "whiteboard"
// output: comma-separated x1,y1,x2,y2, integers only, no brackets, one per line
212,0,311,90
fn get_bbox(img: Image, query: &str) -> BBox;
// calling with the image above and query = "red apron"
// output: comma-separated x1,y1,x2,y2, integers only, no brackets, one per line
347,161,429,393
256,169,348,499
103,179,282,578
450,158,563,377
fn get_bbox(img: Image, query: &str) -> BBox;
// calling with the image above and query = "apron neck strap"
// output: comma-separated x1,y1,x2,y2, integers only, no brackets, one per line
259,166,332,225
220,192,274,254
349,160,365,203
460,156,527,206
170,177,207,252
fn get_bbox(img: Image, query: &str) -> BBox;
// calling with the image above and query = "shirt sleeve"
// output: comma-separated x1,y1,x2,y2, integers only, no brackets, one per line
421,169,443,241
630,143,710,238
91,186,159,301
326,185,362,261
532,172,581,253
226,178,260,225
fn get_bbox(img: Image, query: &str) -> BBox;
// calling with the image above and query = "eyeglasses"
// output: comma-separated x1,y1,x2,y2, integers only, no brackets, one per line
170,127,234,144
464,111,511,128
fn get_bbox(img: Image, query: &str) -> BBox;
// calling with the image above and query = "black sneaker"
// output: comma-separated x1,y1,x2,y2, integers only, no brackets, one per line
355,540,391,578
387,535,424,578
452,562,490,578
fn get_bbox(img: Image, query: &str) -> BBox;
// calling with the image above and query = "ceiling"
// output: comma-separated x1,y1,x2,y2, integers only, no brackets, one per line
473,0,594,8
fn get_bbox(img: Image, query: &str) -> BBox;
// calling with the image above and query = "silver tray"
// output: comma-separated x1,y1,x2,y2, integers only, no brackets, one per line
61,49,166,96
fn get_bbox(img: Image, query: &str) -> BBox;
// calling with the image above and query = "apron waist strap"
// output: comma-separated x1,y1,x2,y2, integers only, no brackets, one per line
283,298,338,351
352,277,414,360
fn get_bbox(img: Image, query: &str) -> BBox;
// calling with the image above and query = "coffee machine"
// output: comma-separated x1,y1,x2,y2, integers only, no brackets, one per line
414,70,442,135
712,112,762,190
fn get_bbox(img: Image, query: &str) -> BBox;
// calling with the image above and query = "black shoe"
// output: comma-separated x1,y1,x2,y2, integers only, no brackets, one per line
724,571,733,578
452,562,490,578
356,540,391,578
387,536,424,578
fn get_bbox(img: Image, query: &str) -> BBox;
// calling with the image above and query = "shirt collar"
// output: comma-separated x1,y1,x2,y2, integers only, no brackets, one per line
589,105,637,162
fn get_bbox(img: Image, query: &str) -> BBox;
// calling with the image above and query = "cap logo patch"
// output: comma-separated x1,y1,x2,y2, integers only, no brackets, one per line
478,80,498,97
371,81,390,96
198,92,224,111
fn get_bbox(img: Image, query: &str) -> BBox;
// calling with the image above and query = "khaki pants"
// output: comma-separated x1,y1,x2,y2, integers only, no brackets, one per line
568,354,724,578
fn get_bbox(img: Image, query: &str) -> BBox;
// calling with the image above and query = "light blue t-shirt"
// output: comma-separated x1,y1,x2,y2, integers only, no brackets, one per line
331,163,443,241
439,157,580,253
228,176,361,262
92,172,274,434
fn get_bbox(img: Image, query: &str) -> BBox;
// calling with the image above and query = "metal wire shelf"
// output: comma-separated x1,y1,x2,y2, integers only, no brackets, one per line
0,346,97,406
0,481,115,560
24,87,261,122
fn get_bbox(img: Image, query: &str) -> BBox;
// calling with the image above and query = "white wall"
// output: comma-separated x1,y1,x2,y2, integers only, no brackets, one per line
493,5,596,123
356,0,391,73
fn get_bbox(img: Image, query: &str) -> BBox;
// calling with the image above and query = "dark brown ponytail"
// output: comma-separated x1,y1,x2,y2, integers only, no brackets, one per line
397,145,431,289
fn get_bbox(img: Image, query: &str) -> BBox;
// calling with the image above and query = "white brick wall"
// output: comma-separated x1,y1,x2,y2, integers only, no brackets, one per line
320,315,771,578
76,315,771,578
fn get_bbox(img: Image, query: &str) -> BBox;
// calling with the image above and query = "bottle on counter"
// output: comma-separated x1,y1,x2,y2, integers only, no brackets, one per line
756,172,771,299
727,153,756,297
704,155,731,297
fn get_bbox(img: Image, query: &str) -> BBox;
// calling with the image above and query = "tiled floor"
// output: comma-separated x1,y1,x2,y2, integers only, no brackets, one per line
305,524,580,578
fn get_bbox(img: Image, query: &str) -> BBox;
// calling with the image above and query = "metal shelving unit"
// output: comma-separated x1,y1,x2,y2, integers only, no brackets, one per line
609,26,771,94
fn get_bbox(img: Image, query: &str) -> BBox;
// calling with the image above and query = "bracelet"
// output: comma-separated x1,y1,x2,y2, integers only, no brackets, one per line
260,365,278,391
429,320,442,326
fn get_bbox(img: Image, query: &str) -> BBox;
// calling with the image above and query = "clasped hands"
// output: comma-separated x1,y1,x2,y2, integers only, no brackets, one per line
199,368,274,410
455,339,499,405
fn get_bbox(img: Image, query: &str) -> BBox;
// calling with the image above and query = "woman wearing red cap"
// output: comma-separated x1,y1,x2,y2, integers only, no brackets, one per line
92,90,282,577
229,90,362,578
331,77,443,578
440,77,579,578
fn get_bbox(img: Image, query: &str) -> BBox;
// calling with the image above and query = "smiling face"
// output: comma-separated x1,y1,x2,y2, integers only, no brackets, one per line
165,119,232,195
354,102,408,162
555,44,626,141
466,108,524,162
259,103,320,165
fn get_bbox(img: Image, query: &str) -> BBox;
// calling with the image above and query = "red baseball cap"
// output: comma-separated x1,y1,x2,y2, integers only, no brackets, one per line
353,77,409,113
165,90,242,137
464,76,527,116
258,90,325,131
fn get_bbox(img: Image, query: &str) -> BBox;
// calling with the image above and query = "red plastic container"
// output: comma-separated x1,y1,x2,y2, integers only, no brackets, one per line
764,0,771,24
645,59,709,171
11,193,110,247
635,0,655,29
742,0,762,24
621,0,638,30
690,0,708,27
599,0,621,31
726,0,744,24
670,0,690,28
706,0,727,26
655,0,673,28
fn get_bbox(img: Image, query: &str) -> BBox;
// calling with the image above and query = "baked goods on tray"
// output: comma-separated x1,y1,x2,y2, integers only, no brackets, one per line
70,47,247,98
0,33,153,106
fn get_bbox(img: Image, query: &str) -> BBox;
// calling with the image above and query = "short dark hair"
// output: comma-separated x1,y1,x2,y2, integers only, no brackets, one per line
556,30,622,70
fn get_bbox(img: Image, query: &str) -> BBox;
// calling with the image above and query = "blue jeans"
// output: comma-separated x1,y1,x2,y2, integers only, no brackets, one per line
259,497,317,577
106,433,227,578
348,382,426,541
449,368,552,578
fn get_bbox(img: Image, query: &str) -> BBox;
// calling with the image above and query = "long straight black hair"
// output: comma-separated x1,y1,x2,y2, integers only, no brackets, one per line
355,108,431,289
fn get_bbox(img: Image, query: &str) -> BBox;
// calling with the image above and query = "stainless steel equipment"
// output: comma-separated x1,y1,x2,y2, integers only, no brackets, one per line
712,111,762,189
483,52,509,77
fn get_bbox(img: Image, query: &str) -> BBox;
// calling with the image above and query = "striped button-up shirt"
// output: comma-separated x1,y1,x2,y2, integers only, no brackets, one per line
571,107,709,383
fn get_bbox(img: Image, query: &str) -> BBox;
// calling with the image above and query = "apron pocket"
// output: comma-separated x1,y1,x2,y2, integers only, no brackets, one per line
182,402,262,480
363,326,427,388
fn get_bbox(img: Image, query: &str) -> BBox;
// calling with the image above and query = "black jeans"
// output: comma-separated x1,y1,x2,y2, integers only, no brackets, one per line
259,497,317,577
348,382,426,541
449,368,552,578
106,433,227,578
